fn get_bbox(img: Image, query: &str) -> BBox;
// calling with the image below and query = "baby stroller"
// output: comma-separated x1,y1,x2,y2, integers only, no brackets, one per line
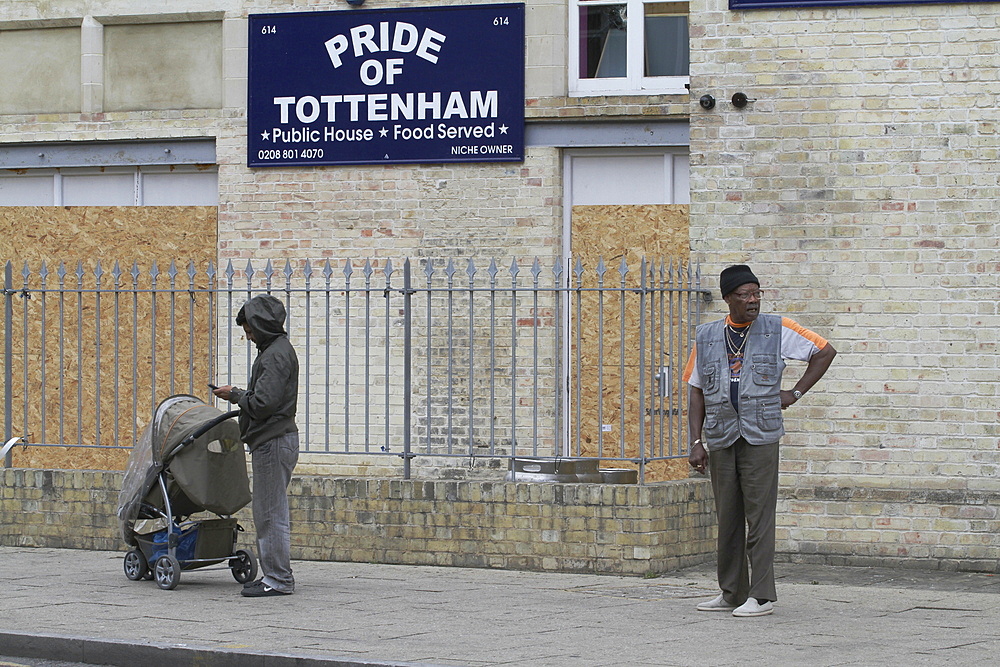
117,394,257,590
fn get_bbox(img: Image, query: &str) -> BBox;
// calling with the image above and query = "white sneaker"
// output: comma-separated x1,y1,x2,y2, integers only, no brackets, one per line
696,593,738,612
732,598,774,617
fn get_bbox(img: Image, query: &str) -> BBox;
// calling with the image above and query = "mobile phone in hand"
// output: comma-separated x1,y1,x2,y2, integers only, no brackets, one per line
208,383,219,390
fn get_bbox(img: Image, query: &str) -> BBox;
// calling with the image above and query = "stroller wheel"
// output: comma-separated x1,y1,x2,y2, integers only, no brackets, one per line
153,554,181,590
230,549,258,584
123,549,149,581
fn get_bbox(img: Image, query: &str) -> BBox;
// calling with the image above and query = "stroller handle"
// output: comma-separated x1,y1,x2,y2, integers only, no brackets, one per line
163,410,241,460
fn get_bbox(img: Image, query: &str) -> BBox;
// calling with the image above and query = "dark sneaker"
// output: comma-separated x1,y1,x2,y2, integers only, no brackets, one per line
241,581,291,597
243,578,264,589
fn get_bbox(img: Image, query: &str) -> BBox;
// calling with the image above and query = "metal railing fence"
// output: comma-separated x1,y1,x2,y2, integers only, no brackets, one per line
3,257,709,480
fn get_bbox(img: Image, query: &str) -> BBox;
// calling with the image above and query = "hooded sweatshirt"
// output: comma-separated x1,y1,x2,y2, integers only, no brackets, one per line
229,295,298,450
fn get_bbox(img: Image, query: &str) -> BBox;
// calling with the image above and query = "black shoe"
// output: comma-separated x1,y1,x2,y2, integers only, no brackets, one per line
243,577,263,589
241,581,291,597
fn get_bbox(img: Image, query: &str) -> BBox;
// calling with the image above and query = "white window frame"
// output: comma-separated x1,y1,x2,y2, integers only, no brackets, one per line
0,165,218,206
569,0,690,97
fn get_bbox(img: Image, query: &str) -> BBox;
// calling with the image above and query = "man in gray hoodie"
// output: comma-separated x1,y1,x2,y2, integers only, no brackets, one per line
213,294,299,597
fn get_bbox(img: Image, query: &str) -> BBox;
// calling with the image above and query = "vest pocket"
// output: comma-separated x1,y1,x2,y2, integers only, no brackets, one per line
702,365,719,393
750,355,778,386
756,398,782,433
703,410,723,439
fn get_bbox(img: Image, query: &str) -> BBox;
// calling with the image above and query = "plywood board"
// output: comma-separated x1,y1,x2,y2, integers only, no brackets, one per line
1,206,217,470
571,204,691,482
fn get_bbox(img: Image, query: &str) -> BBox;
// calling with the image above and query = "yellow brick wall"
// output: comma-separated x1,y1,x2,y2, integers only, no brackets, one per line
0,469,717,575
7,467,1000,572
690,0,1000,564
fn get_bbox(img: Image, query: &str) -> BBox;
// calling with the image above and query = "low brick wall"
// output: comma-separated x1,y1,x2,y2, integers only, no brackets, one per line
6,468,1000,574
0,469,717,575
0,469,124,552
777,486,1000,573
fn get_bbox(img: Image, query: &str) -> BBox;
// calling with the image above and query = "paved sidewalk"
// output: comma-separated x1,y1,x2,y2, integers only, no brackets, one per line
2,546,999,666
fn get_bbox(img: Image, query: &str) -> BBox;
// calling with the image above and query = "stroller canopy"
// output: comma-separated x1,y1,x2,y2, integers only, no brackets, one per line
118,395,251,543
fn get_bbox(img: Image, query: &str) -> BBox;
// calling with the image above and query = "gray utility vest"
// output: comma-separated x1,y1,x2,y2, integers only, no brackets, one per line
695,313,785,450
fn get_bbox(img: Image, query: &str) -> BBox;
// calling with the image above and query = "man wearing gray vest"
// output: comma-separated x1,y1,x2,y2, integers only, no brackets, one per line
683,265,836,617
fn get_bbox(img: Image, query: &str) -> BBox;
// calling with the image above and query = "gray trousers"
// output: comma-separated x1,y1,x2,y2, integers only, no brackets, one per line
251,432,299,593
709,437,779,604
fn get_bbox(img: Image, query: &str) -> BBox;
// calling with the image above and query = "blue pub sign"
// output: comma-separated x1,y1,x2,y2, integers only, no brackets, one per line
248,3,525,167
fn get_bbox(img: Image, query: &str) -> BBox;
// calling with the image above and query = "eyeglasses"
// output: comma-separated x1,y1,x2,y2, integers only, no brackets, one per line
731,290,761,301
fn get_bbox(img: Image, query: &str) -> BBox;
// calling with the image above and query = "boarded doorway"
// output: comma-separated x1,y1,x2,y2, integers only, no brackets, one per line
566,150,691,482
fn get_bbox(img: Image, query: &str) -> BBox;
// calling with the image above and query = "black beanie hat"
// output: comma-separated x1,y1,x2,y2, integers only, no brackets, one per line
720,265,759,298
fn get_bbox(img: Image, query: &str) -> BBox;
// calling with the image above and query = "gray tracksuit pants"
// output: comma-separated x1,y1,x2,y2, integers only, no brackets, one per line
251,432,299,593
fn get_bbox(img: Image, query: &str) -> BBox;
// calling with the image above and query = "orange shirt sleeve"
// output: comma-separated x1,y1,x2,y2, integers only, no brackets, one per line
682,344,699,386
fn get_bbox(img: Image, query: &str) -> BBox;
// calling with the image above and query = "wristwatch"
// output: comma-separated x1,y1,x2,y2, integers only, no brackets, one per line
792,389,803,401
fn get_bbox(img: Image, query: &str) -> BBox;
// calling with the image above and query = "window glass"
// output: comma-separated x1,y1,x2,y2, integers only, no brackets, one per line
644,3,689,77
579,4,628,80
